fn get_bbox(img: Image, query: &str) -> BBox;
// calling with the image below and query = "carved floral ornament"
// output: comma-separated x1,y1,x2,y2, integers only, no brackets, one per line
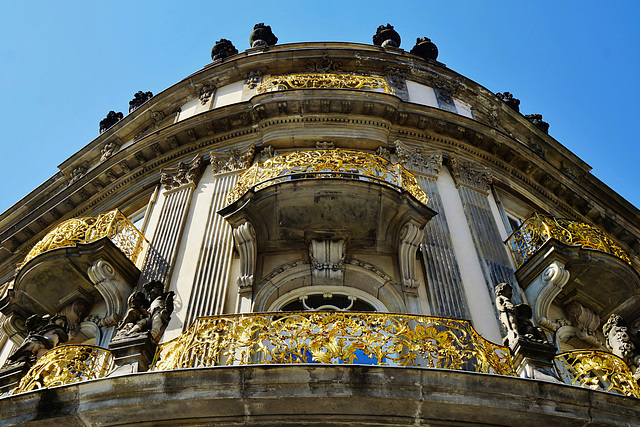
209,143,257,175
159,154,205,191
446,153,492,193
394,140,442,177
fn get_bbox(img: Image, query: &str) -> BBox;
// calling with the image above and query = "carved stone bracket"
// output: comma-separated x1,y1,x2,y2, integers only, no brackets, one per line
524,261,571,330
100,139,121,162
233,222,256,293
447,153,492,194
394,141,442,178
87,260,135,328
210,144,256,175
159,154,205,191
310,240,345,285
68,166,87,186
398,222,424,292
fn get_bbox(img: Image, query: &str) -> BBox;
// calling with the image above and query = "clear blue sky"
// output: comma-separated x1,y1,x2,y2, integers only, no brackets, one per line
1,1,639,213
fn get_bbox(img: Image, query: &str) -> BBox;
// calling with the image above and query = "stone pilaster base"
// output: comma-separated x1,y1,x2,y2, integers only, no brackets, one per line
108,333,157,373
511,338,561,382
0,362,31,394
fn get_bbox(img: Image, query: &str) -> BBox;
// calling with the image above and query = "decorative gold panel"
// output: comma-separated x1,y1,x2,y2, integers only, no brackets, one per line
21,209,147,269
554,350,640,398
226,149,429,206
257,73,394,95
14,345,114,394
506,213,631,268
153,312,515,376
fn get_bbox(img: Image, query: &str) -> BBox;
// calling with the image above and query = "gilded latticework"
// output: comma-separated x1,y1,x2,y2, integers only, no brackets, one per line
256,73,394,95
21,209,147,268
153,312,515,376
554,350,640,398
506,213,631,268
14,345,114,394
226,149,429,206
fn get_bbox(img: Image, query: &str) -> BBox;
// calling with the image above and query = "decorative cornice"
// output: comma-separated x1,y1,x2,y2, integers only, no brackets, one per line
159,154,205,191
447,153,492,193
394,140,442,178
210,143,256,175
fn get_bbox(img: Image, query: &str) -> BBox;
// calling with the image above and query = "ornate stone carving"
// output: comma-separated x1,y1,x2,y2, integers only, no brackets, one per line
129,91,153,113
150,110,165,126
68,166,86,185
6,315,69,364
113,281,175,345
532,261,571,329
99,111,123,133
249,23,278,48
603,314,640,378
100,141,120,162
375,146,390,161
410,37,438,61
398,222,424,292
447,153,492,193
555,301,603,349
233,222,256,293
316,141,335,149
409,68,462,96
496,92,520,112
386,67,406,90
87,259,135,328
373,23,401,48
394,141,442,177
525,114,549,133
434,84,457,112
496,283,547,348
210,144,256,175
211,38,238,61
245,71,262,89
309,240,345,285
199,85,216,105
260,145,275,160
159,154,205,191
306,54,341,72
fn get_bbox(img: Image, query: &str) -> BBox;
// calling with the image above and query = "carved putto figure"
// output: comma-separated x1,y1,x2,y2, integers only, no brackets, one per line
115,281,175,344
495,283,547,347
603,314,640,379
7,315,69,364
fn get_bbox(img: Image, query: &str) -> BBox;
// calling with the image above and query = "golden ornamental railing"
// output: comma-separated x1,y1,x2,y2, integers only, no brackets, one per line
226,149,429,206
256,73,395,95
153,312,515,376
21,209,147,269
14,345,114,394
506,213,631,268
554,350,640,398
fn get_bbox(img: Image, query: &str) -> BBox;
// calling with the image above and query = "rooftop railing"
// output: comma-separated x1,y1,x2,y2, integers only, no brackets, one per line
153,312,515,376
21,209,147,269
226,149,429,206
506,213,631,268
554,350,640,399
13,345,114,394
256,73,395,95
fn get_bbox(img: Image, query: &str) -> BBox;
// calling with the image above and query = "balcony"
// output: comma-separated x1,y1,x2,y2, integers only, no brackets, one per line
153,312,514,376
256,73,395,95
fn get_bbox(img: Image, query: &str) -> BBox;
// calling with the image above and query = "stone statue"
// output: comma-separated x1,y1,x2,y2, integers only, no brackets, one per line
7,315,69,364
115,281,175,344
99,110,124,133
249,23,278,48
211,39,238,61
495,282,547,347
372,24,401,48
603,314,640,379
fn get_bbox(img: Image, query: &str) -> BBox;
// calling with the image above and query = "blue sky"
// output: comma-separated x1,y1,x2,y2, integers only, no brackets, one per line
1,2,639,213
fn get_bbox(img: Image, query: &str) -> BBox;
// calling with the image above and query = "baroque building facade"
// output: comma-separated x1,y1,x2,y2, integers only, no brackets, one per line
0,24,639,425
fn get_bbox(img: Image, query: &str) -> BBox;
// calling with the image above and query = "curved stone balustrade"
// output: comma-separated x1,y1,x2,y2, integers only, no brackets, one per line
506,213,631,268
226,149,429,206
256,73,394,95
153,312,515,376
21,209,147,269
14,345,114,394
554,350,640,398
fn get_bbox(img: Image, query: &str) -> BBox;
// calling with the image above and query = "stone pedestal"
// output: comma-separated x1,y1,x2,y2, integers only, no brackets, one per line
511,338,561,382
0,362,31,394
108,334,157,373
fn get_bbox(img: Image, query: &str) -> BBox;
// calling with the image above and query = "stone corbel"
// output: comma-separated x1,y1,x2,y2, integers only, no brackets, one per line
310,239,345,285
398,222,424,292
1,314,27,346
233,222,256,293
525,261,570,330
87,260,136,327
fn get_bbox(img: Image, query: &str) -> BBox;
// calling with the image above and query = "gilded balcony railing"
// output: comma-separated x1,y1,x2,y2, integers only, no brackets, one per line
226,149,429,206
506,213,631,268
14,345,114,394
554,350,640,398
21,209,147,269
256,73,395,95
153,312,515,376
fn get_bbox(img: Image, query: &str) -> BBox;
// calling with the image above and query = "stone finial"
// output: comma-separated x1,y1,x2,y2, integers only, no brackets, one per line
249,23,278,48
129,91,153,113
525,114,549,133
373,24,401,48
99,110,123,133
496,92,520,112
211,38,239,61
410,37,438,61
